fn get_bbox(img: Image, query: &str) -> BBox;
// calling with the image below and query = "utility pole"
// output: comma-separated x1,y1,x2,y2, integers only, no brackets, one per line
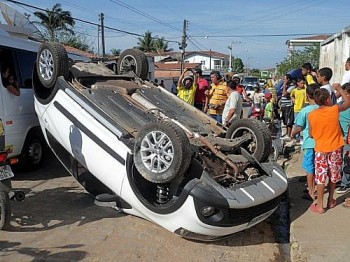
100,13,105,57
180,19,188,73
228,41,241,72
209,49,212,70
228,42,233,72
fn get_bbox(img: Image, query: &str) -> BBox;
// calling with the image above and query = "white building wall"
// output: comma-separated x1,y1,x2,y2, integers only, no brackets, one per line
320,27,350,83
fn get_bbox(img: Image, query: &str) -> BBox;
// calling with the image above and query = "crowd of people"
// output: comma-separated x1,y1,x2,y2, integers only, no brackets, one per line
173,59,350,213
176,68,243,126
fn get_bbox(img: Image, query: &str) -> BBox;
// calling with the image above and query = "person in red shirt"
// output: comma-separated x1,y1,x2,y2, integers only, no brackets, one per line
193,68,209,111
232,74,248,101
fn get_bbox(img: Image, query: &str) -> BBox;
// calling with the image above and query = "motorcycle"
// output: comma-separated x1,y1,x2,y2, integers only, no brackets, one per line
250,102,264,120
0,151,25,230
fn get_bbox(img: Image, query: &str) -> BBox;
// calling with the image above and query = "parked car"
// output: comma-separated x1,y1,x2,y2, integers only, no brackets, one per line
33,42,288,241
242,76,260,97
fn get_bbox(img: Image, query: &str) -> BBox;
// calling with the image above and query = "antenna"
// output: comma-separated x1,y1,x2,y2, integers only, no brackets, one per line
0,1,43,39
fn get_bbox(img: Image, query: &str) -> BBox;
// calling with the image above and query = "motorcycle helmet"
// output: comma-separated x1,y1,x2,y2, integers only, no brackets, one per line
265,93,272,101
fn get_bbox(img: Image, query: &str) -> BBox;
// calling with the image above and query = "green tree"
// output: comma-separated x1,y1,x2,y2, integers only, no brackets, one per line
233,58,244,73
59,32,89,51
34,3,75,41
276,44,320,76
153,37,173,53
137,31,155,52
110,48,122,56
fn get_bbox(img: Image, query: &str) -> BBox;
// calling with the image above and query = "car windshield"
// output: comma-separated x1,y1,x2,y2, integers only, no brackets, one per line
242,77,259,85
245,86,255,91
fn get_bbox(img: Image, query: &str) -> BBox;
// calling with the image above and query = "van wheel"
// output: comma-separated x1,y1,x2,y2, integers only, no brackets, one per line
134,121,191,183
37,42,69,88
117,49,149,80
0,179,12,230
18,131,46,170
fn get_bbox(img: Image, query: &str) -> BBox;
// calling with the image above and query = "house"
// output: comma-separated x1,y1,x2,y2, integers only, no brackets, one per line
150,50,229,90
286,34,332,56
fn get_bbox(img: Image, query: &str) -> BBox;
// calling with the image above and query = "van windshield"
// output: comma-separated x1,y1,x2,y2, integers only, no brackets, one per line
242,77,259,85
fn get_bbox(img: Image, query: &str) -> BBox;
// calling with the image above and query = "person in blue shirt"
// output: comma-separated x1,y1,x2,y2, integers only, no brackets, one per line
335,82,350,196
291,83,320,200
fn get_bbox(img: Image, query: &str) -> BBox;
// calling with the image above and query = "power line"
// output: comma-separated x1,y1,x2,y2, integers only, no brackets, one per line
190,33,333,38
7,0,180,44
108,0,181,33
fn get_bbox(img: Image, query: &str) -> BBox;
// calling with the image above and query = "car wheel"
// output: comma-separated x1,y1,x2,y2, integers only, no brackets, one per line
0,179,12,230
225,118,271,162
117,49,149,80
134,121,191,183
36,42,69,88
18,130,46,170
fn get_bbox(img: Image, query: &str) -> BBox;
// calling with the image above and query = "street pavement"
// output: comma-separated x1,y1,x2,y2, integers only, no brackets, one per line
2,144,348,261
0,152,282,262
287,150,350,262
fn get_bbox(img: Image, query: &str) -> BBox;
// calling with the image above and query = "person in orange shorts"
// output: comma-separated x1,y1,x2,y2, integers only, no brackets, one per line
308,84,350,213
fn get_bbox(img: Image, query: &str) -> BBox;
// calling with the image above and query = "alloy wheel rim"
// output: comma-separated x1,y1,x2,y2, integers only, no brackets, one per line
140,130,174,173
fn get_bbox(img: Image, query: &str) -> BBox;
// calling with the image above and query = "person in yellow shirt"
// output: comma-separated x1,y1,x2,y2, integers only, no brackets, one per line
205,70,227,123
177,67,197,105
301,62,316,87
291,77,307,118
291,77,307,142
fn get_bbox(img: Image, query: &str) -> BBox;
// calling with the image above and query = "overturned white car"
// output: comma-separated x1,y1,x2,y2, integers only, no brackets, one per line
33,42,288,241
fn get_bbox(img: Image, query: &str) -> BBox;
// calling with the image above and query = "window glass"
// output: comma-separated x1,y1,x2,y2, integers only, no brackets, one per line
16,50,36,89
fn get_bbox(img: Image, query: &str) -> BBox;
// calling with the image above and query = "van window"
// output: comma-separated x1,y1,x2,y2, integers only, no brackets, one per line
16,50,36,89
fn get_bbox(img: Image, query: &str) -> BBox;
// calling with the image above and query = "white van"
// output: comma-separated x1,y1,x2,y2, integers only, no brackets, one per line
0,21,91,170
0,24,47,170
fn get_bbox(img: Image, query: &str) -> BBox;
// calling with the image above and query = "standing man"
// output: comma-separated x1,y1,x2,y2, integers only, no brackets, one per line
193,68,209,111
177,68,197,106
206,70,227,123
222,80,242,127
280,74,295,139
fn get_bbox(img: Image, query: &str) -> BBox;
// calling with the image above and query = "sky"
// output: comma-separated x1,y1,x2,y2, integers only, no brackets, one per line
4,0,350,69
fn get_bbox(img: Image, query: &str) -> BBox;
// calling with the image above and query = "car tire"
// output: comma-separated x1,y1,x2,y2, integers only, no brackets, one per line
18,130,46,170
117,49,149,80
0,179,12,230
225,118,271,162
36,42,69,89
134,121,191,183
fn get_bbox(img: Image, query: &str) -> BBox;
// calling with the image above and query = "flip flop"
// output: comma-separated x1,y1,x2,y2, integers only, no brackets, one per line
309,203,325,214
327,199,337,209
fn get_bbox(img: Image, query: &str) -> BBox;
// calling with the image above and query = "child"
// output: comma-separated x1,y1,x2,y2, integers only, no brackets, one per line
264,93,274,121
291,83,320,200
291,77,307,142
291,77,307,120
316,67,337,105
308,84,350,213
336,83,350,197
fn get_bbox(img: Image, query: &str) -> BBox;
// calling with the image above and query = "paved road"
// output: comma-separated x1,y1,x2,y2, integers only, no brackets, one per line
1,152,284,262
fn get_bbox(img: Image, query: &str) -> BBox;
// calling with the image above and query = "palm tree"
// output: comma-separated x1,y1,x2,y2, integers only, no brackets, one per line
153,37,173,54
34,3,75,41
137,31,155,52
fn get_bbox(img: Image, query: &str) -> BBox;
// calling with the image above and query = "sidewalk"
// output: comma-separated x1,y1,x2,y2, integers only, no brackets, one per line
287,151,350,262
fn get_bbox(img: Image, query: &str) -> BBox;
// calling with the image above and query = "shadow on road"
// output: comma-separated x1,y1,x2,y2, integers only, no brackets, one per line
7,186,125,232
0,240,87,261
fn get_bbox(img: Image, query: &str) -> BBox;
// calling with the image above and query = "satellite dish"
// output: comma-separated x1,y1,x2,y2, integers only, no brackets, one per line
0,1,43,39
